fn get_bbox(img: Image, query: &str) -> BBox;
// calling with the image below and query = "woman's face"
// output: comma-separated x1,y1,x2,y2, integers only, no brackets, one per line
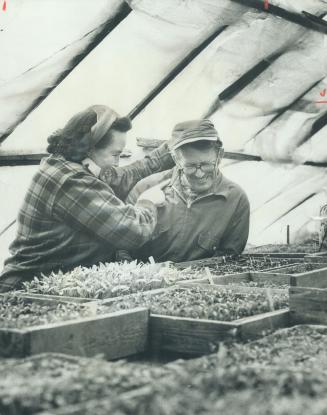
90,130,127,169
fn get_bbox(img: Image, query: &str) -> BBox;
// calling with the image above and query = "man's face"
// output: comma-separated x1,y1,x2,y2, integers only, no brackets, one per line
176,144,221,194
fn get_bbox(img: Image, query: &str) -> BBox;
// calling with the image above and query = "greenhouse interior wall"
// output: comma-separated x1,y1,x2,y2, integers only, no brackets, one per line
1,0,327,268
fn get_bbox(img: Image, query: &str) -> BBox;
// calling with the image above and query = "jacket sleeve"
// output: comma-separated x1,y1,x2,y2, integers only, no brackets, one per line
219,192,250,255
126,169,174,205
51,172,158,251
100,142,174,201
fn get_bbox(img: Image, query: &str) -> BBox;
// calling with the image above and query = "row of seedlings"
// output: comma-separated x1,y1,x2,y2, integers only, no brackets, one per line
177,254,327,289
95,283,290,355
0,256,298,357
0,292,148,359
3,251,327,358
36,324,327,415
0,261,205,358
0,352,177,415
17,261,204,303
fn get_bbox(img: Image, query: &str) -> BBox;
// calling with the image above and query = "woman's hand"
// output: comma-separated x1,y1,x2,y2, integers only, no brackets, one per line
137,179,170,207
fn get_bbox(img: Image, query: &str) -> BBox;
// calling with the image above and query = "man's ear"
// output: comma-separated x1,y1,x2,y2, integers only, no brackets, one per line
218,147,224,163
170,149,179,165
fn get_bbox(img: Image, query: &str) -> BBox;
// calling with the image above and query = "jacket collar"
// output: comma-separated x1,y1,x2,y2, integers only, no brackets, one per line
81,158,101,177
170,168,231,202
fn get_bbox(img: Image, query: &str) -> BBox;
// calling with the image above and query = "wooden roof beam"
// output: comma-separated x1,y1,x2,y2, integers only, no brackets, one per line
230,0,327,35
0,2,132,144
128,25,228,120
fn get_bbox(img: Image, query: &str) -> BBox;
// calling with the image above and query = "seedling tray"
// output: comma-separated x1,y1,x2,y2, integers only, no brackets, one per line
180,270,291,288
0,352,176,415
233,263,327,288
180,260,327,288
14,291,92,304
99,285,290,355
304,252,327,263
0,295,148,359
39,326,327,415
38,386,161,415
290,286,327,325
271,263,327,288
243,252,307,258
149,309,290,355
175,256,303,280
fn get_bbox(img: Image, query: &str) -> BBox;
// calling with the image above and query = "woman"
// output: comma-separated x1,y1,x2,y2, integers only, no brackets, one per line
0,105,174,291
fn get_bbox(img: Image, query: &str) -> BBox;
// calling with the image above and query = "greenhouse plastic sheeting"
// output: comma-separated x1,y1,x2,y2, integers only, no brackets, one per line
1,0,247,153
1,0,327,257
212,31,327,154
223,161,327,244
0,0,124,139
247,77,327,162
130,9,308,144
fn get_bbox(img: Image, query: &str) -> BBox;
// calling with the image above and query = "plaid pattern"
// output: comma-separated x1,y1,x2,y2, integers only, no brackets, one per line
0,145,173,291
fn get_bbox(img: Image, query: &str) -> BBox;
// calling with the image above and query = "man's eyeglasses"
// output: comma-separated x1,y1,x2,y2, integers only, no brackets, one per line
178,161,217,175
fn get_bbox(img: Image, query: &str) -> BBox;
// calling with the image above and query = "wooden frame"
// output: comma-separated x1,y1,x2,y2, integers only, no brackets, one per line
290,286,327,325
15,255,306,304
99,285,290,355
14,291,92,304
289,266,327,288
250,263,327,288
15,286,172,305
0,294,149,359
175,254,303,269
242,252,307,259
37,386,155,415
149,309,290,355
179,269,291,288
0,353,154,415
304,252,327,263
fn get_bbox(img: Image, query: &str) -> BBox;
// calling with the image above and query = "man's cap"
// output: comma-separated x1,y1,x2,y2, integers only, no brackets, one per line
171,119,222,151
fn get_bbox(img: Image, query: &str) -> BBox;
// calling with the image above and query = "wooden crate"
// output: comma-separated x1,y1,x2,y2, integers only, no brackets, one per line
38,386,155,415
16,284,183,305
0,353,163,415
251,263,327,288
179,270,290,287
304,252,327,263
0,353,83,415
148,283,289,355
149,309,290,355
99,284,289,356
243,252,307,259
290,286,327,325
175,255,302,270
14,291,92,304
0,294,149,359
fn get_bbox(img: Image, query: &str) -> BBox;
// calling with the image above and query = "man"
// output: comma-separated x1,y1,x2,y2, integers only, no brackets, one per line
130,119,250,263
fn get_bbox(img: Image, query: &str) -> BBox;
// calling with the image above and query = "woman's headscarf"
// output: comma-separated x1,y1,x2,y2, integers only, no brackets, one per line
47,105,120,161
89,105,119,146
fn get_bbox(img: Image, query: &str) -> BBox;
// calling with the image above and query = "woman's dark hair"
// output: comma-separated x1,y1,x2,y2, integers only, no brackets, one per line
94,116,132,150
47,108,131,162
47,109,97,162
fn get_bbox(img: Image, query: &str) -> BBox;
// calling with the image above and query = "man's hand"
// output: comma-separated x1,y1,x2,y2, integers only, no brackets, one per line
137,179,170,207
